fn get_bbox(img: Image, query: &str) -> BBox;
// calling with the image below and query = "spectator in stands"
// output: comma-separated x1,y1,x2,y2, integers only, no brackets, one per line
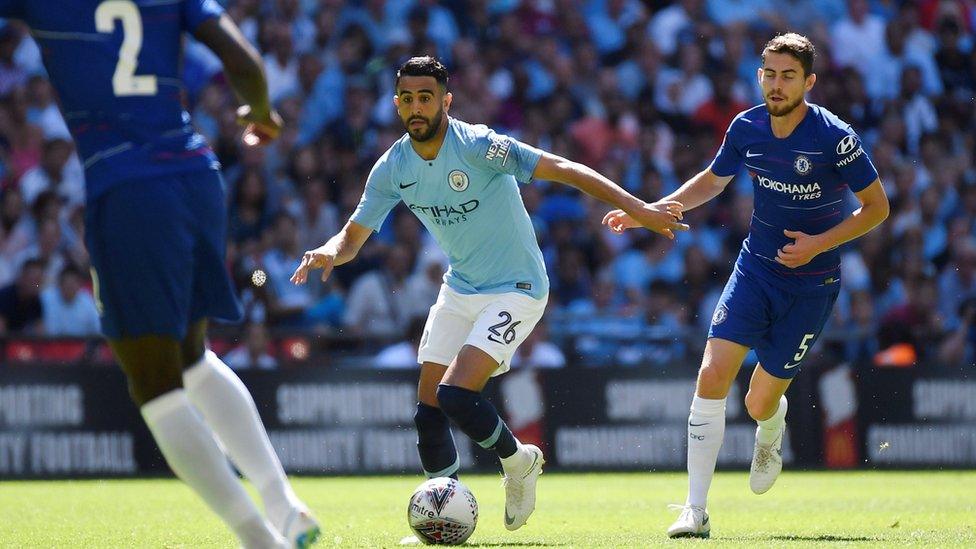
938,294,976,366
24,75,70,139
40,264,99,336
262,212,315,325
510,320,566,369
223,321,278,370
343,243,413,338
375,315,426,369
0,257,44,334
403,250,447,320
228,169,273,245
0,24,27,97
13,217,66,289
938,236,976,329
18,138,83,208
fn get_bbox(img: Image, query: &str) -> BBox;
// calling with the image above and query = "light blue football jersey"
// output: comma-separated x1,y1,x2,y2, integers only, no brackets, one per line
351,117,548,299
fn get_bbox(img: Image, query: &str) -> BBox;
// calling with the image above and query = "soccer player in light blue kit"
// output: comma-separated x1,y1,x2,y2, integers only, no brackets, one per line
605,33,889,538
0,1,318,547
291,56,687,532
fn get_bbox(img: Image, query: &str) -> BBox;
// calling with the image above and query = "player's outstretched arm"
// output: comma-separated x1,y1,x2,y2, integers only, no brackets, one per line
603,168,732,234
194,14,282,146
291,221,373,285
533,152,689,239
776,178,889,269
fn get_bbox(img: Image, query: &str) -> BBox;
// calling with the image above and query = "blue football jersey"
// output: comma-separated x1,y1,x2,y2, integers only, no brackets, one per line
0,0,222,201
710,103,879,295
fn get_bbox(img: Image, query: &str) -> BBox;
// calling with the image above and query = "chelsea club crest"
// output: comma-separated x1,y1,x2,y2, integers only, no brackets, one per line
448,170,469,192
793,155,812,175
712,305,728,326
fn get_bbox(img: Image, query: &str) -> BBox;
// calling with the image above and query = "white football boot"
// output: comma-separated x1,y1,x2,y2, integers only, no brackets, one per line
750,423,785,495
502,444,545,531
667,505,710,538
273,506,321,548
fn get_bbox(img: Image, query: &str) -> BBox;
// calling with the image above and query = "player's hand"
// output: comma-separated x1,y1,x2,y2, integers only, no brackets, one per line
290,247,336,285
237,105,283,146
776,229,825,269
602,200,689,239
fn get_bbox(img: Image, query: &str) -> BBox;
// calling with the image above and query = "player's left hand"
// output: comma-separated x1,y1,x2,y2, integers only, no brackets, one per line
603,201,689,239
776,229,825,268
237,105,283,146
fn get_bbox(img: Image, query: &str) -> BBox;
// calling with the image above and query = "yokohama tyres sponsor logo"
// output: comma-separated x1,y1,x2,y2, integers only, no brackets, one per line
756,175,821,195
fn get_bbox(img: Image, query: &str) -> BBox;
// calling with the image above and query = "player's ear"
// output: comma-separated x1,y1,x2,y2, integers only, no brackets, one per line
443,91,453,112
393,94,400,108
757,67,763,87
805,73,816,92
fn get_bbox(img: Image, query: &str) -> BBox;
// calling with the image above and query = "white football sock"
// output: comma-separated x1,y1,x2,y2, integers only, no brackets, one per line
499,442,529,474
686,395,727,509
140,390,282,548
756,395,788,446
184,351,302,525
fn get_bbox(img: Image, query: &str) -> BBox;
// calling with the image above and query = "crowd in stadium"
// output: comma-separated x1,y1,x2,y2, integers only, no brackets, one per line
0,0,973,368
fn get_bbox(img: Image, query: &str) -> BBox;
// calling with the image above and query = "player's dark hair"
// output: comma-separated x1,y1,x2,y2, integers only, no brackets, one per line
762,32,816,76
395,56,449,90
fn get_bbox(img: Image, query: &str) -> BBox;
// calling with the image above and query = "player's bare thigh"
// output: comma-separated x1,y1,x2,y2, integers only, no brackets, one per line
696,337,751,399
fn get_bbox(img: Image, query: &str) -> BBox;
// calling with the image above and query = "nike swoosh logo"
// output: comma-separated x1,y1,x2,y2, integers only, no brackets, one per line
505,451,541,526
689,422,709,427
745,150,762,158
522,452,540,479
783,362,800,369
399,181,418,189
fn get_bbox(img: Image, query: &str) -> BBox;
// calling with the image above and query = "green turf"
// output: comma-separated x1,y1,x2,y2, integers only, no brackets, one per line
1,471,973,547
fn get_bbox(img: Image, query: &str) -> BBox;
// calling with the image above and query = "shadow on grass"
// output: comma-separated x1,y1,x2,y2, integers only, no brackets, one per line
767,534,882,542
466,542,570,547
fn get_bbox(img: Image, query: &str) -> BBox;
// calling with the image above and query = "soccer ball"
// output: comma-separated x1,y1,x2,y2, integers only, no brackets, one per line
407,477,478,545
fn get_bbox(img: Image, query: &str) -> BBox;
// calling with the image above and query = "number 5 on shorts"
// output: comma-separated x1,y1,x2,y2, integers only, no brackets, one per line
793,333,815,362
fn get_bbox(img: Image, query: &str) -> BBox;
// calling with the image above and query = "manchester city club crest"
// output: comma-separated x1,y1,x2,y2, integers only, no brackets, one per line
793,155,812,175
712,305,728,326
448,170,469,192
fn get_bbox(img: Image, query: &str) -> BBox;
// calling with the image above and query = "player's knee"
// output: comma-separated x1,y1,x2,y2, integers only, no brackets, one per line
744,390,776,421
436,384,478,421
697,363,734,397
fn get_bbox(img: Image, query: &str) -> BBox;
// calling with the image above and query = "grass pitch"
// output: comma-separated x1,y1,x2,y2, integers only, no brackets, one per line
1,471,973,547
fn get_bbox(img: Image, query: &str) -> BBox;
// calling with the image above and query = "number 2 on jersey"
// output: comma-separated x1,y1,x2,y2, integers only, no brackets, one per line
95,0,157,96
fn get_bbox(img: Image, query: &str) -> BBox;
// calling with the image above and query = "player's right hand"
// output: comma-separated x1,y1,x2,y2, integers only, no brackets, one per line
237,105,283,146
290,247,336,285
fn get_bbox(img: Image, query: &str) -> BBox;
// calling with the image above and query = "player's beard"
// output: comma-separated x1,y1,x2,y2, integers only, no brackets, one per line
764,93,803,117
406,108,444,142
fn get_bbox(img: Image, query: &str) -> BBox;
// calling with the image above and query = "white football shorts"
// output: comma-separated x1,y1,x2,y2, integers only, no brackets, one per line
417,284,548,376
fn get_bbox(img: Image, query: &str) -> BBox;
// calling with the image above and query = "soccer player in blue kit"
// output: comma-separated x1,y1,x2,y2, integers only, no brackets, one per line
291,56,687,532
604,33,889,538
0,1,318,547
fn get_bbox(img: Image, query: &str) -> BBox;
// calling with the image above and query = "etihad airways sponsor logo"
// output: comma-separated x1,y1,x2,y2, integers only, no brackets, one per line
408,199,480,226
755,175,822,200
